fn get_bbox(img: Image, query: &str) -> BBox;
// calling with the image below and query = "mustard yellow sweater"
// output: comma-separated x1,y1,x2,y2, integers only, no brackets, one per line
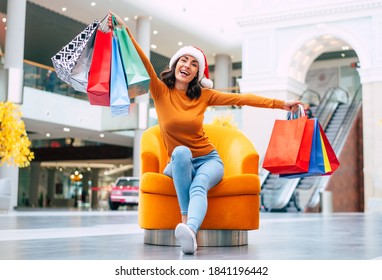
127,29,284,160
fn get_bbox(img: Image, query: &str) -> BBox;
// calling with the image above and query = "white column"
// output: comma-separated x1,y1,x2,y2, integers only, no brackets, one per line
0,166,18,211
133,16,151,177
214,54,232,91
4,0,26,104
361,82,382,212
0,0,27,211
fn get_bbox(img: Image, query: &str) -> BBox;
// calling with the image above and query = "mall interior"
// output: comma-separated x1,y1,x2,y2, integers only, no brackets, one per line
0,0,382,262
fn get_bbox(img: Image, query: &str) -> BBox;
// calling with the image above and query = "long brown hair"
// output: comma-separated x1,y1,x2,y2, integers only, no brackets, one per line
160,57,202,99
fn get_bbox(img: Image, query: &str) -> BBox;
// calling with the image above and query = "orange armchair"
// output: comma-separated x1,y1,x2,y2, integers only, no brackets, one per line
139,124,261,246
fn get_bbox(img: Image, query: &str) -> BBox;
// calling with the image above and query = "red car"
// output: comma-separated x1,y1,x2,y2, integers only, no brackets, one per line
108,177,140,210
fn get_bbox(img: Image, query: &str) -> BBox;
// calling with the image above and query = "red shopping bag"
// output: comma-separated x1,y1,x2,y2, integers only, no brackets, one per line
262,116,314,174
86,27,112,106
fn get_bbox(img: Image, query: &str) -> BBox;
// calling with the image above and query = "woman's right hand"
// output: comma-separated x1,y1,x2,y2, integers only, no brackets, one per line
108,10,125,29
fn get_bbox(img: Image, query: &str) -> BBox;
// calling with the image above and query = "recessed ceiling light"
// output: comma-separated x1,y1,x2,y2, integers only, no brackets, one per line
153,30,158,35
62,7,67,12
100,133,105,138
178,42,183,46
2,17,6,23
46,133,51,137
63,127,70,132
150,44,157,49
124,17,129,22
91,2,96,7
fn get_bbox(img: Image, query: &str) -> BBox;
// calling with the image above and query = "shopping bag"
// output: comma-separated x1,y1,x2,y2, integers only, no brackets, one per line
262,115,313,174
51,19,100,93
110,35,130,116
280,118,326,178
86,23,112,106
112,16,150,98
318,123,340,175
280,119,340,178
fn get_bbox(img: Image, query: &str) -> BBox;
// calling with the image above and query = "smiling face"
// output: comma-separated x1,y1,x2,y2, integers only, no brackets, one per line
174,55,199,90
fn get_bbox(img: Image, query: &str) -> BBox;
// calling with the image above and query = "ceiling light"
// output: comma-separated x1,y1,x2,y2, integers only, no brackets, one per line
91,2,96,7
100,133,105,138
124,17,129,22
46,133,51,137
62,7,67,12
2,17,6,23
153,30,158,35
178,42,183,46
342,46,350,50
63,127,70,132
150,44,157,49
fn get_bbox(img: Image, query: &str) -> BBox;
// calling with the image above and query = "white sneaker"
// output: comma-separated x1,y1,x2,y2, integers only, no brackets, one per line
175,223,197,255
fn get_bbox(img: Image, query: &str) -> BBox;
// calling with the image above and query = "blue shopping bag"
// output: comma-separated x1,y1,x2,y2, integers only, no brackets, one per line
112,16,150,98
279,118,326,178
110,35,130,117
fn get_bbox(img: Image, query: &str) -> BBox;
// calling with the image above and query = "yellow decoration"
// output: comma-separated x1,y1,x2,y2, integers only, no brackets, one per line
0,101,34,167
211,112,238,130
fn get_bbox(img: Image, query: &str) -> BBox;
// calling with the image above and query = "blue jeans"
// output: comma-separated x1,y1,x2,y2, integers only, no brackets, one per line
163,146,224,234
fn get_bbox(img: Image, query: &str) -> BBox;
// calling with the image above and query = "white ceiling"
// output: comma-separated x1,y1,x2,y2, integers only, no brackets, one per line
29,0,246,64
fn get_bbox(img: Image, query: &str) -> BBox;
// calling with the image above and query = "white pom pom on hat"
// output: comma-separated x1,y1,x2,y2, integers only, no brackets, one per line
169,46,213,88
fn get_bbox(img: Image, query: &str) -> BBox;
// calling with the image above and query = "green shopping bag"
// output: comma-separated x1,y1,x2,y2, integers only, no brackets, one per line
112,16,150,98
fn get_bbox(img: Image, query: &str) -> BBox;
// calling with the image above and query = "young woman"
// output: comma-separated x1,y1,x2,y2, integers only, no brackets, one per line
109,12,301,254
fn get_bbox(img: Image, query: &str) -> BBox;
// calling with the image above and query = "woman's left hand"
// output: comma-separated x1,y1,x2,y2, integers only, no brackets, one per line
283,100,302,111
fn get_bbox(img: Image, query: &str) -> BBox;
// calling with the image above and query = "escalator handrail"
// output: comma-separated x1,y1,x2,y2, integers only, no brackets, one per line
306,85,363,207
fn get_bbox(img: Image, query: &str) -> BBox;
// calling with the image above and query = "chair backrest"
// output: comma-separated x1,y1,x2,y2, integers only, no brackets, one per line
140,124,259,176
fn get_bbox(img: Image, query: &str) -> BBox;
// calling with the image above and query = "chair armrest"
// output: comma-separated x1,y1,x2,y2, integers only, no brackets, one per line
242,153,259,174
140,126,167,174
141,151,160,174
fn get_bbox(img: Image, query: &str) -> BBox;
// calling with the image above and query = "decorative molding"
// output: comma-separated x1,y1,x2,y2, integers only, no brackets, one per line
237,1,382,27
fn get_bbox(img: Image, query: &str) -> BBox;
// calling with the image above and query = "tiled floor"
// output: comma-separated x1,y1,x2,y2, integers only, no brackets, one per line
0,209,381,260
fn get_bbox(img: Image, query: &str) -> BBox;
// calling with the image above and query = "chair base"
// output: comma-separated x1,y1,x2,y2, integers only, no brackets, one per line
144,229,248,247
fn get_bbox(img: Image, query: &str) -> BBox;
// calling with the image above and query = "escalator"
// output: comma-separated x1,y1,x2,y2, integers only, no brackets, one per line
260,87,362,212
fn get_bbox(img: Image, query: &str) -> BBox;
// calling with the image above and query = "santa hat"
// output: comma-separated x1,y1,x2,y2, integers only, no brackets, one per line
169,46,213,88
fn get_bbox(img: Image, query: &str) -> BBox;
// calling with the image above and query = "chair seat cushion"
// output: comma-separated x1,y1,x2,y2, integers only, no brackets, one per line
138,172,261,230
140,172,260,197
